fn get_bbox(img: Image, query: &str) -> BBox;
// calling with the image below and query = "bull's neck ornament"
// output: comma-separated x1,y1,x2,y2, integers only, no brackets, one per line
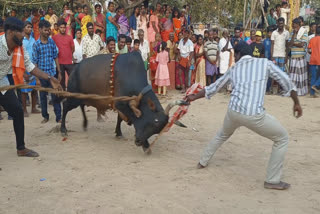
108,53,120,109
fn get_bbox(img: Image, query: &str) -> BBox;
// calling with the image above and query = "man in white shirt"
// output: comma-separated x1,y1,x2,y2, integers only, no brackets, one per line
82,22,104,59
0,18,62,157
137,29,150,83
280,1,290,25
271,17,290,94
177,29,194,92
73,29,83,64
219,28,233,75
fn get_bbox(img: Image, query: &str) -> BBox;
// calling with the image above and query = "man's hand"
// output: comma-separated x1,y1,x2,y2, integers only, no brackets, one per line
285,57,288,64
23,73,30,82
293,103,302,118
186,94,198,102
58,72,62,82
50,77,63,91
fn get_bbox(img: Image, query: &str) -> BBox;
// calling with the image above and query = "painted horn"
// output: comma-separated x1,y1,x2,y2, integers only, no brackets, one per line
164,100,189,116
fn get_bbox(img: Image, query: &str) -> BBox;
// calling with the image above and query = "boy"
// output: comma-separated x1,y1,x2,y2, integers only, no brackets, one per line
133,39,140,52
126,36,132,52
250,31,265,58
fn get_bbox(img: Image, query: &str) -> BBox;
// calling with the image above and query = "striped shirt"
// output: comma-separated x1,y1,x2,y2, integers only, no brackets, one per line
205,56,297,116
204,39,218,61
288,28,308,58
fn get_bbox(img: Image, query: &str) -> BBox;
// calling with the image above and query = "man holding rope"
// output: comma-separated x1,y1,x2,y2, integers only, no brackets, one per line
0,18,62,157
186,42,303,190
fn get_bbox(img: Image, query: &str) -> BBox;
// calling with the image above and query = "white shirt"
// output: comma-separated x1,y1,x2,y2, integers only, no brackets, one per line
0,35,35,88
271,29,290,58
178,39,194,58
306,34,315,62
73,39,83,63
82,34,104,58
280,8,290,25
139,39,150,61
219,37,233,74
205,56,296,116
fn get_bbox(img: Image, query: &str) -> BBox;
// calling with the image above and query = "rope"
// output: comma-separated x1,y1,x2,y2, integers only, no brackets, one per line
0,84,137,102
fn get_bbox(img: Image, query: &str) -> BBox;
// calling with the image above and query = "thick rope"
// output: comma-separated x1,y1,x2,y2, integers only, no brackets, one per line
0,84,137,102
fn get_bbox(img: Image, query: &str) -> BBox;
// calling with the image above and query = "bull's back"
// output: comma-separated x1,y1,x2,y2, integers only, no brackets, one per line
68,54,113,95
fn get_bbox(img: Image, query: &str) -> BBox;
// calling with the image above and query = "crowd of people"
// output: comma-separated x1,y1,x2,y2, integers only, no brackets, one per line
0,1,319,119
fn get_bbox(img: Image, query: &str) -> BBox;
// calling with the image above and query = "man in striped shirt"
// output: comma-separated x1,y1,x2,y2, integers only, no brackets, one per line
187,42,302,190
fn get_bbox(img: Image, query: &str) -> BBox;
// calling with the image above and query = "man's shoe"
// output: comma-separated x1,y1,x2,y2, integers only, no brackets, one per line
17,148,39,157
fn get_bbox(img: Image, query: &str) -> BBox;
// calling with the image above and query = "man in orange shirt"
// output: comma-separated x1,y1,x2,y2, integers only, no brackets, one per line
308,26,320,96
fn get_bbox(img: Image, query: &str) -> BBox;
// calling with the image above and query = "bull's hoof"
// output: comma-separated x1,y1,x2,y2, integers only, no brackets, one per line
61,130,68,137
143,147,152,155
60,126,68,136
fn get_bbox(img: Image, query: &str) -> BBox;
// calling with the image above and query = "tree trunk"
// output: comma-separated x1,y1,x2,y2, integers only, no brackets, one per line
245,0,257,30
259,0,268,27
243,0,247,28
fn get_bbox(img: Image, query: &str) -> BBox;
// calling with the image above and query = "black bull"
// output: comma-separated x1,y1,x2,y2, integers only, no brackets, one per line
60,52,186,152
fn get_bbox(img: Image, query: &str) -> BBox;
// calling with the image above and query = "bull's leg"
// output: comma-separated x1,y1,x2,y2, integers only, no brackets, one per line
61,99,80,136
115,113,123,138
80,104,88,131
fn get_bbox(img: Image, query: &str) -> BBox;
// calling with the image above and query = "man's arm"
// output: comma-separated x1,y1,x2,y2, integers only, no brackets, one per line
268,61,302,118
186,69,231,102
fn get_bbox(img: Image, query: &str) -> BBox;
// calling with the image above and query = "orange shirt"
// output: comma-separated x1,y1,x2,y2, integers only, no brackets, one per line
308,36,320,65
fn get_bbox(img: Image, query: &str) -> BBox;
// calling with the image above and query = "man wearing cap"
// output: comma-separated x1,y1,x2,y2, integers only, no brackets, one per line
250,31,265,58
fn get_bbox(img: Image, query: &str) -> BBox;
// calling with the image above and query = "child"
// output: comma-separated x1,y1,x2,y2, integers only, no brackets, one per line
52,23,59,36
133,39,140,52
126,36,132,52
155,41,170,96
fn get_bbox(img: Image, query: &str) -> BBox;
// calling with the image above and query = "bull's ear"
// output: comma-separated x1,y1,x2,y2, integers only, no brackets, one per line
147,98,156,112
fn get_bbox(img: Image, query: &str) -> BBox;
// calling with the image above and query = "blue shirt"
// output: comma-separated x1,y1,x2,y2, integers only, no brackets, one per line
23,35,35,61
205,56,296,116
32,38,58,76
263,38,272,60
231,37,243,47
129,14,137,30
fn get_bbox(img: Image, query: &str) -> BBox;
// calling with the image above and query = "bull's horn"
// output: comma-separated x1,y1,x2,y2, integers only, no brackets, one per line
164,100,189,115
174,120,187,128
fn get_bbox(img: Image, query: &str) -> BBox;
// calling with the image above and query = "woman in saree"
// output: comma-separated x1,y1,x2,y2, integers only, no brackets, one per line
160,10,173,42
93,4,106,42
106,2,119,41
116,6,129,37
61,4,74,36
172,9,182,42
81,5,92,38
137,4,148,41
194,35,206,87
147,6,160,43
149,33,162,91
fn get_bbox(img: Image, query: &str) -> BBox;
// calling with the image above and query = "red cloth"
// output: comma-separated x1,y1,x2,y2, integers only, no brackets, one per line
52,34,74,64
168,60,175,90
12,47,25,85
164,83,204,132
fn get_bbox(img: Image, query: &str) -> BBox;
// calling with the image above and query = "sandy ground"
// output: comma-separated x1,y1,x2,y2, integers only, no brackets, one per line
1,91,320,214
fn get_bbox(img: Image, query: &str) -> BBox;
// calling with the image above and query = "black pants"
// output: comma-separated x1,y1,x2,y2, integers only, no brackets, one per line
0,90,25,150
60,64,74,90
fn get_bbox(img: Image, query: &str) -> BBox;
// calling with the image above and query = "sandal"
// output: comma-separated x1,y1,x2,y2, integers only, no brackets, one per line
264,181,290,190
17,148,39,157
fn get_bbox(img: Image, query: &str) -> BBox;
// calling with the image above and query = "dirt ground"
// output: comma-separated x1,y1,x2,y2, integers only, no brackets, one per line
1,91,320,214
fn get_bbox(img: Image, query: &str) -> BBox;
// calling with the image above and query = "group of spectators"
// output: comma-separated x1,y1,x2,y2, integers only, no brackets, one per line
0,0,320,123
